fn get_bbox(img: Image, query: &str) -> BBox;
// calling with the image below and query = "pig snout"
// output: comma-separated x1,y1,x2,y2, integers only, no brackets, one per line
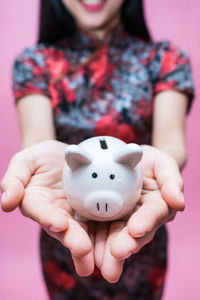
84,190,123,218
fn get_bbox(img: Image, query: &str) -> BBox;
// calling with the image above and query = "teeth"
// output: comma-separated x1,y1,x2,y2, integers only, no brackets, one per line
81,0,103,5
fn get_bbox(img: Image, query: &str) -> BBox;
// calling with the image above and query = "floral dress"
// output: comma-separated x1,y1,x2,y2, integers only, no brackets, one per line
13,24,194,299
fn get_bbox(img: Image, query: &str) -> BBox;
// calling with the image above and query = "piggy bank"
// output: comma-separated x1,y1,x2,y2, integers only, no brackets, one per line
63,136,143,221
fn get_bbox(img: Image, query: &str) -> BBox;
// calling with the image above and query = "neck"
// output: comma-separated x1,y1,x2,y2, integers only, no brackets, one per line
77,15,121,42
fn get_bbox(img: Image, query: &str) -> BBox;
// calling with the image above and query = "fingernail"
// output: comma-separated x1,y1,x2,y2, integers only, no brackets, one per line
125,253,132,259
1,192,6,203
134,232,146,238
131,231,147,238
48,225,62,232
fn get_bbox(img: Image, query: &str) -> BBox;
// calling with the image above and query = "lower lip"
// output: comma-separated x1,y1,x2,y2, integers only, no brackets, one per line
80,1,105,12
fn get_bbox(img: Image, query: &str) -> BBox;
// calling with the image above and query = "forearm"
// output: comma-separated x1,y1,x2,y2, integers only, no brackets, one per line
21,134,56,149
152,90,188,171
16,94,56,148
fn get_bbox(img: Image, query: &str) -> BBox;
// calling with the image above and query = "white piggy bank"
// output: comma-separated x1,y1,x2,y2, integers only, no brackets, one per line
63,136,143,221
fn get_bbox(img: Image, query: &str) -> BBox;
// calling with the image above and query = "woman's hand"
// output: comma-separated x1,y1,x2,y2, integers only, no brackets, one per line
0,140,94,276
94,145,185,283
1,142,185,282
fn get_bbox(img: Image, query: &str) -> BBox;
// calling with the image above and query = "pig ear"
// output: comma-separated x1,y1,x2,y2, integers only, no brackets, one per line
65,145,92,171
114,144,143,169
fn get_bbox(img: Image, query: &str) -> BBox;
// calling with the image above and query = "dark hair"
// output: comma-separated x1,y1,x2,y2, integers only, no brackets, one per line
38,0,151,43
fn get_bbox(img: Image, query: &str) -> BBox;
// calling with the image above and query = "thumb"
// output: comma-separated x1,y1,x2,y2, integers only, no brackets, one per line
1,151,34,212
161,178,185,211
1,177,24,212
154,151,185,211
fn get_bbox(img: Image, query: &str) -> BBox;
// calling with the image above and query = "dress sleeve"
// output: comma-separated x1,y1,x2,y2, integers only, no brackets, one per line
13,45,50,101
153,41,194,112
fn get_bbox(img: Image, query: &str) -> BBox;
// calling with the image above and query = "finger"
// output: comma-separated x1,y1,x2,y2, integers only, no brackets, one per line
69,220,95,276
1,151,34,211
101,222,125,283
128,192,170,237
44,217,93,261
111,227,156,260
43,226,94,276
64,219,94,276
24,189,93,258
161,178,185,211
154,153,185,211
101,250,124,283
110,226,136,259
62,218,93,257
72,251,94,277
1,177,24,212
94,222,109,269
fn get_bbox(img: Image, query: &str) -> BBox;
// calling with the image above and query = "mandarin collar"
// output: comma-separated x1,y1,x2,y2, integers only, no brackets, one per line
71,22,129,51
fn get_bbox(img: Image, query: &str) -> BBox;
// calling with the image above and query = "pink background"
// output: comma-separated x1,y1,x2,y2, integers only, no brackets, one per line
0,0,199,299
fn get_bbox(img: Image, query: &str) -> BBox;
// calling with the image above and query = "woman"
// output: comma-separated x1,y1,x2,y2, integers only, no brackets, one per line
1,0,194,299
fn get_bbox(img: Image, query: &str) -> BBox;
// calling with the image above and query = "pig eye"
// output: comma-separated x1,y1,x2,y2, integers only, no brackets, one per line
92,172,98,178
110,174,115,180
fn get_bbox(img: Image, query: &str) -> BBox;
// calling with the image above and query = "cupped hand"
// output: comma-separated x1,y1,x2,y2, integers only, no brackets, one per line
0,140,94,276
94,145,185,283
1,142,185,282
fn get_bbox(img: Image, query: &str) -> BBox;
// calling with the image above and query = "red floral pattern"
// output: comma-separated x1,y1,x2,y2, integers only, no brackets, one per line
95,109,135,143
45,261,75,290
147,267,167,293
13,24,194,145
